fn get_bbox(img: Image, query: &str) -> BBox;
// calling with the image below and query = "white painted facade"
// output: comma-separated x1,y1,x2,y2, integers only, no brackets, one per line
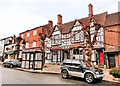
0,37,12,57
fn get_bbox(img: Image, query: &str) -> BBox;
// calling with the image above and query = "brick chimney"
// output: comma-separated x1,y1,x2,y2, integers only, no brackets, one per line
88,3,93,18
48,20,53,27
57,14,62,26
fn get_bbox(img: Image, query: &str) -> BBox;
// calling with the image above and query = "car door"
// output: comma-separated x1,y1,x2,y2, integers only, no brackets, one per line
70,61,83,77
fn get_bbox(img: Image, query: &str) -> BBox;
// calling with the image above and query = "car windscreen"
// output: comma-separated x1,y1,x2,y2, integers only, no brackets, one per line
80,60,92,67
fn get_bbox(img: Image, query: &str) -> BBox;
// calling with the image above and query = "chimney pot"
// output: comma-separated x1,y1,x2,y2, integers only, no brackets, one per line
88,3,93,18
57,14,62,25
48,20,53,27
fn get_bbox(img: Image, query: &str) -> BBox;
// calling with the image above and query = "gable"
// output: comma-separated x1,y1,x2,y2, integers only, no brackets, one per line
72,21,82,31
74,21,80,26
52,27,60,35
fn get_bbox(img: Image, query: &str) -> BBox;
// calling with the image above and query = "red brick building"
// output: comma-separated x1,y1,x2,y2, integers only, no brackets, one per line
104,12,120,69
19,20,53,50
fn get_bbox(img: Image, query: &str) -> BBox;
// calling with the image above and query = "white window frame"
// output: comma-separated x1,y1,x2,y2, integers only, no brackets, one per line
33,30,37,36
32,41,36,47
27,32,30,38
26,42,29,48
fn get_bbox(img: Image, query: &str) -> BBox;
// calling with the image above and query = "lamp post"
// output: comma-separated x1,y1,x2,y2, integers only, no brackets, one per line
39,33,46,67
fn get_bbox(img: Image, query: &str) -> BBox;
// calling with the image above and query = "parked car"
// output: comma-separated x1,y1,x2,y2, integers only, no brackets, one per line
60,59,105,83
2,59,21,68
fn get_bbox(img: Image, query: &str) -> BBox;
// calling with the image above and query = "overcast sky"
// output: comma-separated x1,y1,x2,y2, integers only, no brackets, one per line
0,0,119,39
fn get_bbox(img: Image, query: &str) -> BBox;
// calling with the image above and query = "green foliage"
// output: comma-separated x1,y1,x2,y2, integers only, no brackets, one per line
109,68,120,78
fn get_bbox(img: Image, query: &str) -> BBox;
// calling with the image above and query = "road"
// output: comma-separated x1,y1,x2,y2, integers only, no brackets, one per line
0,65,118,86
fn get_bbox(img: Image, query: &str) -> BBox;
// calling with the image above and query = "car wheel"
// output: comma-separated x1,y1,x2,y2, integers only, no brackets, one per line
2,64,5,67
62,70,69,79
10,64,13,68
85,73,94,84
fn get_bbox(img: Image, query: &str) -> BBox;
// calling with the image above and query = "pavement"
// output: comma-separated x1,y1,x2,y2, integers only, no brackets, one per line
0,61,120,84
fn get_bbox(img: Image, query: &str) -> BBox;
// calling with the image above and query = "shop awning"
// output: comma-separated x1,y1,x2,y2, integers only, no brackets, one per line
105,46,120,53
70,43,84,49
51,46,62,50
7,51,15,55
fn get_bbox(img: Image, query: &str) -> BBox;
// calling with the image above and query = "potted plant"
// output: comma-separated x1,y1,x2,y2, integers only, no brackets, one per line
109,67,120,78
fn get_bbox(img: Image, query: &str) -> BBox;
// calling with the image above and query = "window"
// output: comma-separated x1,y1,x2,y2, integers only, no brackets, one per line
21,34,23,38
12,39,14,43
33,30,37,36
73,49,79,55
26,42,29,48
75,33,79,40
80,50,83,55
32,41,36,47
27,32,30,37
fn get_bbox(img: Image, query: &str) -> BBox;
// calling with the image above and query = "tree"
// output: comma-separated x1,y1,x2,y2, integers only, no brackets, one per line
39,33,46,67
84,24,101,63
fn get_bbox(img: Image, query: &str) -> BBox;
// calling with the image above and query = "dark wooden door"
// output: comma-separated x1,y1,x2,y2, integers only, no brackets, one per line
108,54,115,69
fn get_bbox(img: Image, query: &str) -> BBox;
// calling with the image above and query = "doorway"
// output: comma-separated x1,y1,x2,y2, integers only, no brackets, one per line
99,52,104,64
108,54,115,69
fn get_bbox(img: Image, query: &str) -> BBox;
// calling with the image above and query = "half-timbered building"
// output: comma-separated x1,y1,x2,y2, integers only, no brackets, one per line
44,4,107,66
44,4,120,69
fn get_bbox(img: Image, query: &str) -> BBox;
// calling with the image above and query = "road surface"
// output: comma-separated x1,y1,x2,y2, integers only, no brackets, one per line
0,65,118,86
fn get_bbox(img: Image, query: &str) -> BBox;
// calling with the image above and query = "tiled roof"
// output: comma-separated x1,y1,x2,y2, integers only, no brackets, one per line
50,46,62,50
70,43,84,48
60,21,75,34
105,12,120,27
20,24,49,34
48,12,107,36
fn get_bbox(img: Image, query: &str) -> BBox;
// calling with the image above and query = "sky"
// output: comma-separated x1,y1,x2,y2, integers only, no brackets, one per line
0,0,119,39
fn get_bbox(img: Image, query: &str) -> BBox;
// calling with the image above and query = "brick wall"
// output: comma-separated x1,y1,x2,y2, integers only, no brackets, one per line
19,27,43,49
104,25,120,50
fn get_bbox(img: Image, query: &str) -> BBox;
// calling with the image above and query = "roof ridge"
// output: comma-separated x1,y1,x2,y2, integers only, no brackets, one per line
107,11,120,16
